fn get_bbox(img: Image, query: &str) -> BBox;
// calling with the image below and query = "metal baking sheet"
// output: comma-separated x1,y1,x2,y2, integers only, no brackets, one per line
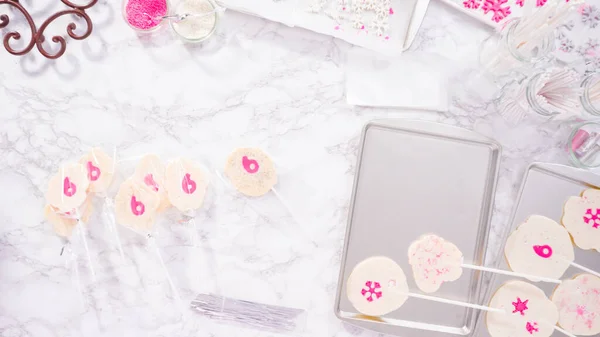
473,162,600,337
334,119,502,336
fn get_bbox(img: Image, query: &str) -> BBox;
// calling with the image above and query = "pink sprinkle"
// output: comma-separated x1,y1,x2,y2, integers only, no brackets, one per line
361,25,365,29
389,8,394,14
125,0,167,30
334,25,340,30
385,36,390,40
342,6,346,10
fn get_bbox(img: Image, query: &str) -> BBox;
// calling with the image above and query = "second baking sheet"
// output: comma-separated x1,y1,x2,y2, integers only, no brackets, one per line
473,162,600,337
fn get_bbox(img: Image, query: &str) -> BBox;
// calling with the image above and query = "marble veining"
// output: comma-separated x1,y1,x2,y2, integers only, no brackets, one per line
0,0,581,336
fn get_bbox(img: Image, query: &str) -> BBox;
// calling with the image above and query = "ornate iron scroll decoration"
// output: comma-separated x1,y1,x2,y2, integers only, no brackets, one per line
0,0,97,59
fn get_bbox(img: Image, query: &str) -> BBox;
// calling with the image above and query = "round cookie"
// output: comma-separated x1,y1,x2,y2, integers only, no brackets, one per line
552,274,600,336
346,256,409,317
407,234,463,293
562,188,600,251
133,154,170,212
165,158,208,212
114,178,160,231
504,215,575,281
44,199,94,237
224,148,277,197
79,147,115,193
487,280,559,337
45,163,90,212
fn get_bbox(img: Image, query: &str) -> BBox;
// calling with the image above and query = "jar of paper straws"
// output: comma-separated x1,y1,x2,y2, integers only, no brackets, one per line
581,73,600,116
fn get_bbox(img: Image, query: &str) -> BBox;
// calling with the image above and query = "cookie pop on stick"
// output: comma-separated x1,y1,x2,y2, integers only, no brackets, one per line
551,274,600,336
45,163,96,281
79,147,124,260
408,234,561,293
562,188,600,252
347,256,505,317
223,148,315,246
486,281,576,337
164,157,209,246
505,215,599,280
114,178,182,306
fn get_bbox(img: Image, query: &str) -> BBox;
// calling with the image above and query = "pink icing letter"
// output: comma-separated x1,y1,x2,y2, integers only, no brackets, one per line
533,245,553,258
181,173,197,194
242,156,259,174
63,177,77,197
144,174,159,192
86,161,101,181
130,196,145,216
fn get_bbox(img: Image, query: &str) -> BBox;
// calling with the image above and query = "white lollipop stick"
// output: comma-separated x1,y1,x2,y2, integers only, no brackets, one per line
406,292,505,313
188,217,200,248
103,198,125,261
147,235,182,306
62,244,85,308
461,263,562,284
568,260,600,279
76,217,97,282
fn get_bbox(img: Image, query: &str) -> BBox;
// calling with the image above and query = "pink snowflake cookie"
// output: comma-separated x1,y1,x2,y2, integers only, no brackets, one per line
407,234,463,293
346,256,409,316
562,189,600,251
482,0,512,23
552,274,600,336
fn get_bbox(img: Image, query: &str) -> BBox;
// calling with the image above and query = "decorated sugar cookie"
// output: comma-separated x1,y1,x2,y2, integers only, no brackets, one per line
44,199,94,237
346,256,409,316
407,234,463,293
79,148,115,193
562,189,600,251
224,148,277,197
133,154,170,212
552,274,600,336
165,158,208,212
504,215,575,281
45,163,90,212
487,281,559,337
114,178,160,231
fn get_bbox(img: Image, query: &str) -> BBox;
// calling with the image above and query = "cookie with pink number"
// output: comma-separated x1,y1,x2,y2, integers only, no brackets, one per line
346,256,409,317
79,148,115,193
224,148,277,197
133,154,170,212
562,189,600,251
45,163,90,212
114,178,160,231
487,281,559,337
407,234,463,293
165,158,208,212
504,215,575,281
552,274,600,336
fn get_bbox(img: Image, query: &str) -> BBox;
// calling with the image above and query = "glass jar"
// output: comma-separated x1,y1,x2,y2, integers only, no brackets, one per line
581,73,600,116
567,122,600,169
525,72,560,117
479,18,555,77
122,0,170,33
169,0,220,43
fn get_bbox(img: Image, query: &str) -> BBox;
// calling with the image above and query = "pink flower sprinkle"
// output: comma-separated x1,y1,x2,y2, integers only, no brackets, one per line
463,0,482,9
389,8,394,14
536,0,547,7
125,0,167,30
516,0,524,7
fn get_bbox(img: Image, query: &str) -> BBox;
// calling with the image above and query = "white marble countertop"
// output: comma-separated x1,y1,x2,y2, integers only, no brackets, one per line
0,1,582,336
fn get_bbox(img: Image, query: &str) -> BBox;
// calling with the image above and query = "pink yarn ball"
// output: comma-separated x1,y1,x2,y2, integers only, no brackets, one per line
125,0,168,30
